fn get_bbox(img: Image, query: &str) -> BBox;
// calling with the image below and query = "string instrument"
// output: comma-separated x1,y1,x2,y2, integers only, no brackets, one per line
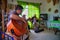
6,19,28,37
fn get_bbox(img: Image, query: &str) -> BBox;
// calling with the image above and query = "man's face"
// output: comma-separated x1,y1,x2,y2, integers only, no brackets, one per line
16,9,22,14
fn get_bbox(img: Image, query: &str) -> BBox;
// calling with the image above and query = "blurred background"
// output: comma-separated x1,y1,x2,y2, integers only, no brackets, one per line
0,0,60,40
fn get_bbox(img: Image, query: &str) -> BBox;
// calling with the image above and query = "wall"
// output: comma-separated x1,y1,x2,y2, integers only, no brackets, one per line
58,0,60,29
40,0,59,28
17,0,59,20
17,0,42,3
7,0,17,5
40,0,59,20
8,0,60,28
7,0,60,14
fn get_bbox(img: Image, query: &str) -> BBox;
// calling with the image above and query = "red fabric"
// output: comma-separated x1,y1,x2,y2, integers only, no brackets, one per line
7,20,28,37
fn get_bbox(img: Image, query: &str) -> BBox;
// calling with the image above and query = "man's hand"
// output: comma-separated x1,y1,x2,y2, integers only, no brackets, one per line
10,14,26,23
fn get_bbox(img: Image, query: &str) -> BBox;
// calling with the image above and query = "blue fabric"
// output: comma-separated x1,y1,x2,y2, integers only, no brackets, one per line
0,31,14,40
0,32,2,40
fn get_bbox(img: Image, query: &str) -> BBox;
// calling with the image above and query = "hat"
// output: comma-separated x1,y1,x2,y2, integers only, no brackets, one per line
15,5,23,10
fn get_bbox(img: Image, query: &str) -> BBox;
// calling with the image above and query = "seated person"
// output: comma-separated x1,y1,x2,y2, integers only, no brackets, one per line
34,22,44,33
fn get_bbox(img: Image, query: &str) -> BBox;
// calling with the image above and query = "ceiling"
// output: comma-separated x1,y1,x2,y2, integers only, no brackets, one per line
7,0,45,4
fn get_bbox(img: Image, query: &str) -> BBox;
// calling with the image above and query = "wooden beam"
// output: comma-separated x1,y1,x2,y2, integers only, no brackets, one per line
1,0,7,32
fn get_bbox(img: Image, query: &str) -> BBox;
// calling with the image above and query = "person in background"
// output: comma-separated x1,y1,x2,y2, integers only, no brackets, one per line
22,15,27,21
34,20,40,33
34,20,44,33
40,17,45,29
27,18,33,30
32,15,37,25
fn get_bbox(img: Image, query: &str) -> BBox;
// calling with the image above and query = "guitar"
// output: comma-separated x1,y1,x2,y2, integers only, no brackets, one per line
6,19,28,37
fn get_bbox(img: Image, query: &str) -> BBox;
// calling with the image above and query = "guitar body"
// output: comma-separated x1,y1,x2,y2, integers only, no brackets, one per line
7,19,28,37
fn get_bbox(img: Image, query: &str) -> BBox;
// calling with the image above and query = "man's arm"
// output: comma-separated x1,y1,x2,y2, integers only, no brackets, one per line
10,14,26,23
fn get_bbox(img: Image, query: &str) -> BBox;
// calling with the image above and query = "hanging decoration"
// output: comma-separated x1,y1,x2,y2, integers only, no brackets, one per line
53,0,59,6
47,0,51,3
54,9,58,13
48,8,51,12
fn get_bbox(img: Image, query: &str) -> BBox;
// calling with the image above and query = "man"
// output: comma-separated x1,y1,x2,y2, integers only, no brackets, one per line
8,5,26,23
7,5,28,40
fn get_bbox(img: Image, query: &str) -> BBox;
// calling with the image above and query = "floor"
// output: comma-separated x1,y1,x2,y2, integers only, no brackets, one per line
29,30,60,40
